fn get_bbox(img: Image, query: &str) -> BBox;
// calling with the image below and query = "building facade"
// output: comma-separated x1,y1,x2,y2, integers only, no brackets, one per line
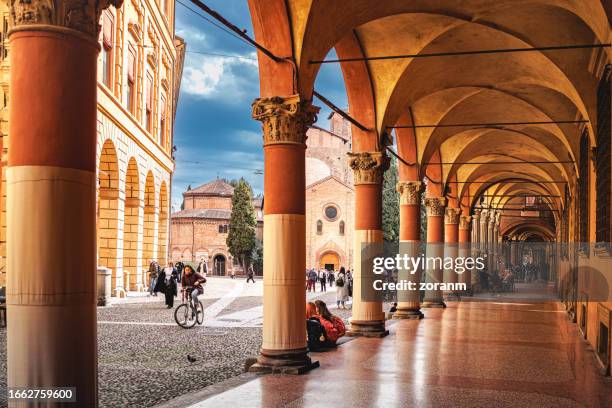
169,113,355,275
0,1,185,293
305,113,355,271
170,179,264,276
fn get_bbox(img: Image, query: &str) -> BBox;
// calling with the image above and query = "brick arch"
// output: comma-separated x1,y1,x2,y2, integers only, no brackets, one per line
157,181,169,265
122,157,141,290
97,139,120,293
142,171,157,265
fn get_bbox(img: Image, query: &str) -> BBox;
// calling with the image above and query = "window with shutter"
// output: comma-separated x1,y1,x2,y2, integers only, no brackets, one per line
101,12,114,88
127,46,136,114
145,73,153,132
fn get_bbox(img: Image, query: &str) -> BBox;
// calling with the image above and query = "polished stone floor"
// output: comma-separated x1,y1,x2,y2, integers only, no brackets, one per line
184,301,612,408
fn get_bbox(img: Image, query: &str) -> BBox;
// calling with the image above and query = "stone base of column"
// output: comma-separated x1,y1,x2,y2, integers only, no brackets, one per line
346,320,389,337
393,308,424,319
421,300,446,308
248,348,319,375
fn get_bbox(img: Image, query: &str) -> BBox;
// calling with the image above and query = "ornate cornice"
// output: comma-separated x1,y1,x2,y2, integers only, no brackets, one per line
9,0,123,40
444,207,461,224
252,95,319,147
459,215,471,230
424,197,446,217
396,181,423,205
347,151,390,185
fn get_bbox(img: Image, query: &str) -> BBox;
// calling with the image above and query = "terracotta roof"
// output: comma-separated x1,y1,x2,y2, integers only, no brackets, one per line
171,208,232,220
306,175,353,191
185,179,234,196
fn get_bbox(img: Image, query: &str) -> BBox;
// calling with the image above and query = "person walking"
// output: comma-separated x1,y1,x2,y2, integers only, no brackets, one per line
335,267,349,308
307,269,318,292
246,264,255,283
148,259,159,296
197,257,208,277
328,269,335,287
175,261,184,283
154,262,178,308
319,269,327,292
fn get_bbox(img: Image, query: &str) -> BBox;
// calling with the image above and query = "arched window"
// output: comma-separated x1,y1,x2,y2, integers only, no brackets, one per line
316,220,323,235
579,128,590,252
595,64,611,251
339,220,345,235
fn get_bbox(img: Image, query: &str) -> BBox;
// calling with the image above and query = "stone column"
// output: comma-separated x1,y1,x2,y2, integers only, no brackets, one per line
7,1,123,406
422,197,446,308
347,151,389,337
471,209,481,290
443,207,460,298
394,181,424,319
250,95,319,373
488,211,496,274
459,215,472,292
480,209,489,254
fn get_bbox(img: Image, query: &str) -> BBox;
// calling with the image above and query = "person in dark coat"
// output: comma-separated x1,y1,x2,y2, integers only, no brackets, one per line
155,262,178,308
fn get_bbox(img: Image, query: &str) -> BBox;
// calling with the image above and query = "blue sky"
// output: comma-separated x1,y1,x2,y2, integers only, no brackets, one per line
172,0,348,210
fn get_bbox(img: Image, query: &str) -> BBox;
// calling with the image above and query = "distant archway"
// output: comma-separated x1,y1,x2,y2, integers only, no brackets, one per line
142,171,156,265
122,158,140,291
320,252,340,271
213,254,226,276
97,139,120,293
157,181,168,265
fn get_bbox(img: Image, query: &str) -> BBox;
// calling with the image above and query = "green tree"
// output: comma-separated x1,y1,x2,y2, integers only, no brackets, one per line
226,179,257,270
382,156,400,242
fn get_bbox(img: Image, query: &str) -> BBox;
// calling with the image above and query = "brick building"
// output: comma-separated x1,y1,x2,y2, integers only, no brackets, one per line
170,113,355,275
170,179,264,275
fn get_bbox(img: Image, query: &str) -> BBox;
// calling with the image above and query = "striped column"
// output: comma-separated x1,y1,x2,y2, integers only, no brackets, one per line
7,1,122,406
458,215,472,293
250,95,319,373
394,181,424,319
443,207,461,298
422,197,446,308
480,209,489,255
347,151,389,337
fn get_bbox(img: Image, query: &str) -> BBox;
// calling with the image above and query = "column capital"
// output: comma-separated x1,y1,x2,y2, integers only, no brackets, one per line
9,0,123,40
348,151,390,185
424,197,446,217
252,95,319,147
396,181,423,205
459,215,471,230
480,209,489,223
444,207,461,224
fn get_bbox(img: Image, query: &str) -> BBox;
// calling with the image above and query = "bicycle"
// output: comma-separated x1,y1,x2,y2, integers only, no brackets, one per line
174,286,204,328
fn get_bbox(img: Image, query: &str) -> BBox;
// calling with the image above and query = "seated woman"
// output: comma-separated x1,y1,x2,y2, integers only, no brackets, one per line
306,302,327,351
314,300,346,345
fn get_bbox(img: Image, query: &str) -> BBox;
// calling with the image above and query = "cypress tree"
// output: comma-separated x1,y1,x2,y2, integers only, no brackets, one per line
382,156,400,242
226,179,257,269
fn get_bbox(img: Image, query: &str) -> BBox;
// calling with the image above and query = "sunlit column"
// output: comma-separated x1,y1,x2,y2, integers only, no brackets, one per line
471,209,481,290
347,151,389,337
394,181,424,319
250,95,320,372
443,207,460,298
488,210,496,274
422,197,446,308
7,1,123,405
480,209,489,254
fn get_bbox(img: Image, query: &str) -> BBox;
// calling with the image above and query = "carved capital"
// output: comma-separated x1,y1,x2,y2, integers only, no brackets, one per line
459,215,471,230
472,209,481,220
396,181,423,205
347,151,390,185
424,197,446,217
252,95,319,147
444,207,461,224
480,209,489,224
9,0,124,40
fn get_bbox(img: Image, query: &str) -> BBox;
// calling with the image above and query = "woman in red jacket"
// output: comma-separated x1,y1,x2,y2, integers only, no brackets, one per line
314,300,346,344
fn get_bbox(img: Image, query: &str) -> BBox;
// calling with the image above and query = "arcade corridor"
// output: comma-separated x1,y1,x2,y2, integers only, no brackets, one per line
190,299,612,407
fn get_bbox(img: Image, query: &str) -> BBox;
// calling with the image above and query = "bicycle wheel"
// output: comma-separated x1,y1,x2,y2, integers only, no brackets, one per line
174,304,197,329
196,301,204,325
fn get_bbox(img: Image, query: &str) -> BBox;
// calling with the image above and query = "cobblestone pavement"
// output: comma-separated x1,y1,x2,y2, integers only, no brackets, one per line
0,279,376,408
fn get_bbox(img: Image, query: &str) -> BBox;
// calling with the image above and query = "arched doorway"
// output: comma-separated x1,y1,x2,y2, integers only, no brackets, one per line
122,157,140,291
97,139,120,293
320,252,340,271
157,181,168,265
213,254,226,276
142,171,156,265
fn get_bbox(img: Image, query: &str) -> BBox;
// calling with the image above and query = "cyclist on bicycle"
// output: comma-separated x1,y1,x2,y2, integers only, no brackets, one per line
181,265,206,308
